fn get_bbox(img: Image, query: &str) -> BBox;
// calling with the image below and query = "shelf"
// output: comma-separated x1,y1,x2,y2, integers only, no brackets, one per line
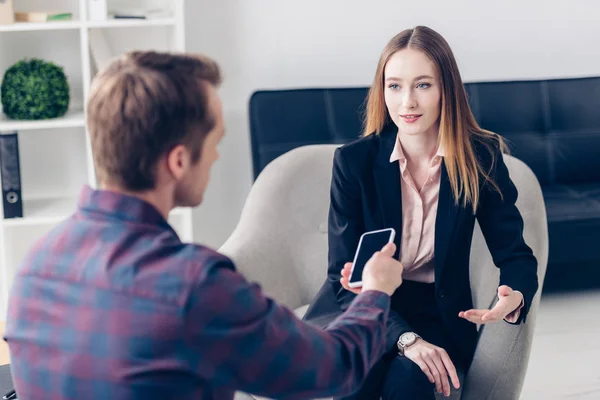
1,196,78,227
0,21,82,32
0,18,176,32
169,207,190,217
0,199,190,228
86,18,176,29
0,110,85,132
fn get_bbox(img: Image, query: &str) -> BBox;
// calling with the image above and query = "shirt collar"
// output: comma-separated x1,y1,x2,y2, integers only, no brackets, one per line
77,185,174,232
389,134,445,166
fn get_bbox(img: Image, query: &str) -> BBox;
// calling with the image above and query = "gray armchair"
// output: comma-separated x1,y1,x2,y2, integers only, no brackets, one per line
220,145,548,400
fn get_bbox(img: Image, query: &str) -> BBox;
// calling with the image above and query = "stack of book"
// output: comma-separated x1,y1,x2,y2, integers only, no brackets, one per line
0,0,15,25
14,11,73,23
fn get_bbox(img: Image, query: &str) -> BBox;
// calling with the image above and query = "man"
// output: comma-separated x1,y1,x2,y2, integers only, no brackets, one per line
3,51,404,400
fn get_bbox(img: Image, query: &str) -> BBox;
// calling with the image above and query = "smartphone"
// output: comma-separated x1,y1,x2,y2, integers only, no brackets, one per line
348,228,396,288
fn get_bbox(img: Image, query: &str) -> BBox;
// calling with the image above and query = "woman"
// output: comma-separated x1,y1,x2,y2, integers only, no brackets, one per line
303,26,539,399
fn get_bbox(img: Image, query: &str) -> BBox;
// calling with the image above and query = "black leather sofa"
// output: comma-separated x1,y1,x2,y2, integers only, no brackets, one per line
249,77,600,289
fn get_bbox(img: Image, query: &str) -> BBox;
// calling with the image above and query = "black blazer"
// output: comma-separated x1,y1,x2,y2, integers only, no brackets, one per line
303,125,539,367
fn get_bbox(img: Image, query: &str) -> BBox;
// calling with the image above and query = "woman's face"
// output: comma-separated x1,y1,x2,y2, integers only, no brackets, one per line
383,48,442,138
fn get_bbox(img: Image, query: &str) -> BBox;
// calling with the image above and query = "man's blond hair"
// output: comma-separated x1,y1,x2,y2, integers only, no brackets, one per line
87,51,222,190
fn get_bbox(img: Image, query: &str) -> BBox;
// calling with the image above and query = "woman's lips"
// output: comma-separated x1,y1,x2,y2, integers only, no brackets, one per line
400,114,422,123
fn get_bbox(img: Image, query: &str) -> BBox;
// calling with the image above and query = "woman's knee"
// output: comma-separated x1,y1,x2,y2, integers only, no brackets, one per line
381,356,435,400
334,355,392,400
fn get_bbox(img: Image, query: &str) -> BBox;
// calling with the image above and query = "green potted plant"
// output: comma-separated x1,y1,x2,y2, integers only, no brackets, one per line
1,58,70,120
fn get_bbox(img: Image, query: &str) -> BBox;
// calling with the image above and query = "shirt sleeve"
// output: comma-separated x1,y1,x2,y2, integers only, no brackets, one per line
184,258,391,400
476,144,539,325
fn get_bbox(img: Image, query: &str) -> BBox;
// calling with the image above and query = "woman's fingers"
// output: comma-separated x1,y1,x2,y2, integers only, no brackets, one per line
459,309,487,324
340,263,362,294
340,276,361,294
413,358,435,384
423,357,443,394
405,339,458,396
341,263,352,277
439,349,460,389
431,351,451,396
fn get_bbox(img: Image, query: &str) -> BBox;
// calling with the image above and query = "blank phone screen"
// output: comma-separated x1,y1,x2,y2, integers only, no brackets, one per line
349,230,393,284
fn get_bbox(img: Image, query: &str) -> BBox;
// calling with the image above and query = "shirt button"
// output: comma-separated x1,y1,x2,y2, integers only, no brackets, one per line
437,290,445,299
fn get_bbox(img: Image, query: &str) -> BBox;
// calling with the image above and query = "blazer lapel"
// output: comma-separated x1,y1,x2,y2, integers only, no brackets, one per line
373,129,403,259
434,162,461,279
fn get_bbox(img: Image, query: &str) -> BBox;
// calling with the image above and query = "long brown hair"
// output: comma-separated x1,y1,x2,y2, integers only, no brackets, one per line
363,26,506,212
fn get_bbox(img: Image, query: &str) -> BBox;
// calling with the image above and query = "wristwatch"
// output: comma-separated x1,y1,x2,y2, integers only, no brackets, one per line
397,332,421,356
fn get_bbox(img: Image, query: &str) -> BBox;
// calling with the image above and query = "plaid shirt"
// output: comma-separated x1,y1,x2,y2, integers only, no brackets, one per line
4,186,390,400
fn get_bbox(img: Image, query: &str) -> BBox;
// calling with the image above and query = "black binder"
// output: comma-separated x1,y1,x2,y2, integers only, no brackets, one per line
0,364,15,399
0,132,23,219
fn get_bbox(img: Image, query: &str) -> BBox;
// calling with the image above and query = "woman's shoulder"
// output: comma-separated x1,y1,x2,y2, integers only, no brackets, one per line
331,133,384,182
334,134,378,169
337,126,395,164
472,132,506,168
339,132,379,153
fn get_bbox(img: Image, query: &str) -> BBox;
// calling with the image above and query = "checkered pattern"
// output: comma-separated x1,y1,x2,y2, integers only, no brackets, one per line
3,186,390,400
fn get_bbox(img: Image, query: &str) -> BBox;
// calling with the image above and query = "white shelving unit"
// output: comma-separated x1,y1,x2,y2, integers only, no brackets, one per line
0,0,191,319
0,18,176,32
0,21,83,32
0,109,86,131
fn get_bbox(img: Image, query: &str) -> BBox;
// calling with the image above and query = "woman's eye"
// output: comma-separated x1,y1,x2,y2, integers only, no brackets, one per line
388,84,400,90
416,82,431,89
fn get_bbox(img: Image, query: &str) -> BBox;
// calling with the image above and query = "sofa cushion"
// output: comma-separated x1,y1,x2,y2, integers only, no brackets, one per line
249,88,368,178
544,183,600,263
551,133,600,184
547,78,600,132
470,81,546,134
504,133,551,186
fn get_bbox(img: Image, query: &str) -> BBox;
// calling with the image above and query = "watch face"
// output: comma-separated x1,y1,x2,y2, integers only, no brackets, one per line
401,332,416,345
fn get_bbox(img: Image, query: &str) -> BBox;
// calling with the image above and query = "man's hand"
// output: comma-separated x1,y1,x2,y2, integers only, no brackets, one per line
404,338,460,397
459,285,524,324
340,243,403,296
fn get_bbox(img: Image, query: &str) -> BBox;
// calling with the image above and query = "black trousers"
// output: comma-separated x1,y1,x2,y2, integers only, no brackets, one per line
337,280,466,400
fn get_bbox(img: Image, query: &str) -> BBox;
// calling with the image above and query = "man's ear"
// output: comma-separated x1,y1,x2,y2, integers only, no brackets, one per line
165,144,190,181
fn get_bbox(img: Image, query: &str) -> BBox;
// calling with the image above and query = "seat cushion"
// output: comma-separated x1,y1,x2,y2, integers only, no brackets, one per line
543,183,600,263
234,392,256,400
294,304,309,319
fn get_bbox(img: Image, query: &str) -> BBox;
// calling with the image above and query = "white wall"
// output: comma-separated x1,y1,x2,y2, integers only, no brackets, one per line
186,0,600,249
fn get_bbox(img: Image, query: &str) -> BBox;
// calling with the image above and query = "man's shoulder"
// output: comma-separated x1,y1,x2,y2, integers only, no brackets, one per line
15,217,237,306
180,243,235,276
16,218,74,274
